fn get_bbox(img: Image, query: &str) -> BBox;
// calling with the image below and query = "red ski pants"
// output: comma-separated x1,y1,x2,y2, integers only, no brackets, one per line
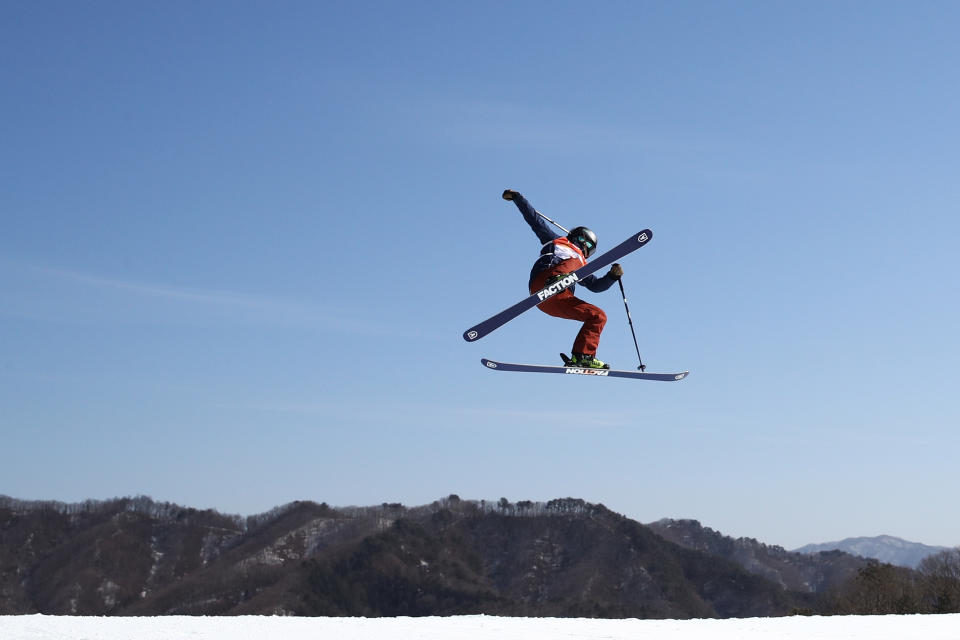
530,266,607,356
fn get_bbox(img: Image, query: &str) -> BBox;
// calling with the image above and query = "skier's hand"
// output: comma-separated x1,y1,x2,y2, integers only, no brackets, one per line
608,263,624,279
502,189,519,201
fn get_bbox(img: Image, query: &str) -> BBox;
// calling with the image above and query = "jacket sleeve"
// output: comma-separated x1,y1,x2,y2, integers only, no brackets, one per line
512,194,561,245
579,272,618,293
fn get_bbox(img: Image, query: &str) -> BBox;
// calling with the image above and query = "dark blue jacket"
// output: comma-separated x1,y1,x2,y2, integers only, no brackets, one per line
512,194,617,294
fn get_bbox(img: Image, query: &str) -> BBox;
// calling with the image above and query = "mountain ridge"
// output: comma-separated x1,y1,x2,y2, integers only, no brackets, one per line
645,518,869,593
2,494,956,617
793,535,950,569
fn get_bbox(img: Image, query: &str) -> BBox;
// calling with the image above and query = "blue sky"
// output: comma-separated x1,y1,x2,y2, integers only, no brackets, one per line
2,1,958,550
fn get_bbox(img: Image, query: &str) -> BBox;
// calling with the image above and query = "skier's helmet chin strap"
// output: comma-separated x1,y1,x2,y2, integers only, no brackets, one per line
567,226,598,258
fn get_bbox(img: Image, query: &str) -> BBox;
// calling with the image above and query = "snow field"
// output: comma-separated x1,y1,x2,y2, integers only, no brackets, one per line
1,613,959,640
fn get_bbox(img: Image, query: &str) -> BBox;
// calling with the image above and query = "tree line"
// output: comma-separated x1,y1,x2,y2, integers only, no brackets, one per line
825,548,960,614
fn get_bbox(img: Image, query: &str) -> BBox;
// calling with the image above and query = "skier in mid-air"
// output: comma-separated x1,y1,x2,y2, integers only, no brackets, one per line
502,189,624,370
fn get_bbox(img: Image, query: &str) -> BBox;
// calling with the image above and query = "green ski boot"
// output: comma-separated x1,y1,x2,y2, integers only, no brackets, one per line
562,353,611,369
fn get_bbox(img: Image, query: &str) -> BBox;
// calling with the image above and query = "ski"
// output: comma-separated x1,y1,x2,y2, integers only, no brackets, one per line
481,358,689,382
463,230,652,342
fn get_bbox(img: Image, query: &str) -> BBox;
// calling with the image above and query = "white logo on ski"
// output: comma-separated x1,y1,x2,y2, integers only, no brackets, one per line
638,232,649,243
564,368,610,376
536,273,580,301
466,330,479,341
485,361,498,368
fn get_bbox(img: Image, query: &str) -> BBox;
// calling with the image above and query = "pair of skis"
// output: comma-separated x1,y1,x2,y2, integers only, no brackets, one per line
463,229,688,382
482,358,689,382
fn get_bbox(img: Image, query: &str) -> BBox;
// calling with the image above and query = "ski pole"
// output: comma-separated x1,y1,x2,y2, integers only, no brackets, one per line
617,277,646,371
535,209,569,234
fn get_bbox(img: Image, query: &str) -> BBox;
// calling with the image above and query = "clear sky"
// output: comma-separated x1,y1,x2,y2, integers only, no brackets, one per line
2,1,958,550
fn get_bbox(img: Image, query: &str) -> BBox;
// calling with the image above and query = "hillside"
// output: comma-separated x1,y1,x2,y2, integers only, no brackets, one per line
0,495,875,617
647,519,869,593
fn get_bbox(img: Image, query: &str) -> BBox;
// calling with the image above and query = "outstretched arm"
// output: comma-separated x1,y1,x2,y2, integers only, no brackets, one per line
503,189,560,245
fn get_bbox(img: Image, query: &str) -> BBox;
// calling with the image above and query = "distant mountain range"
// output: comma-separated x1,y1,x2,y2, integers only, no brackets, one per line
793,535,950,569
1,494,954,617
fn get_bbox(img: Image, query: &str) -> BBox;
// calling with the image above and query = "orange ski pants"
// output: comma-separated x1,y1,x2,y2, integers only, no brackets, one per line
530,264,607,356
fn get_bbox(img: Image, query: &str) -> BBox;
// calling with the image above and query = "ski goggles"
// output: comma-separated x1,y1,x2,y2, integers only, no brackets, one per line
576,237,595,255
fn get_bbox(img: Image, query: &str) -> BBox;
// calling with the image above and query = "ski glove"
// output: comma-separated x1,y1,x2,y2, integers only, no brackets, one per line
608,263,624,279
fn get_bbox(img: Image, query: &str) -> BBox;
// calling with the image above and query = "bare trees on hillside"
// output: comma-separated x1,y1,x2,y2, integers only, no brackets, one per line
832,548,960,614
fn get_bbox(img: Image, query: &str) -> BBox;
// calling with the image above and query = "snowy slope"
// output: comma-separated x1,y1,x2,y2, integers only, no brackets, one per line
2,614,960,640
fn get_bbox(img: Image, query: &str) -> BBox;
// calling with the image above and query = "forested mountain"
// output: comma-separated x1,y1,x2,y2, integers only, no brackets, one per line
647,519,869,593
2,495,958,617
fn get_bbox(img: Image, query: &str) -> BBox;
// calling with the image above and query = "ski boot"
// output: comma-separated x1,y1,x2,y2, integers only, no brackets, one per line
561,353,611,369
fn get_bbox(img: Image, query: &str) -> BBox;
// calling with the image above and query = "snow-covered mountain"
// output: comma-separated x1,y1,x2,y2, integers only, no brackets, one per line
793,535,950,569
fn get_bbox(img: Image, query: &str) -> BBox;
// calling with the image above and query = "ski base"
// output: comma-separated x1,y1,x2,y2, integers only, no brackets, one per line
481,358,689,382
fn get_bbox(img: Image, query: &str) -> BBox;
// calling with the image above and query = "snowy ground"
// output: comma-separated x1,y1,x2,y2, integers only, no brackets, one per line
2,614,959,640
